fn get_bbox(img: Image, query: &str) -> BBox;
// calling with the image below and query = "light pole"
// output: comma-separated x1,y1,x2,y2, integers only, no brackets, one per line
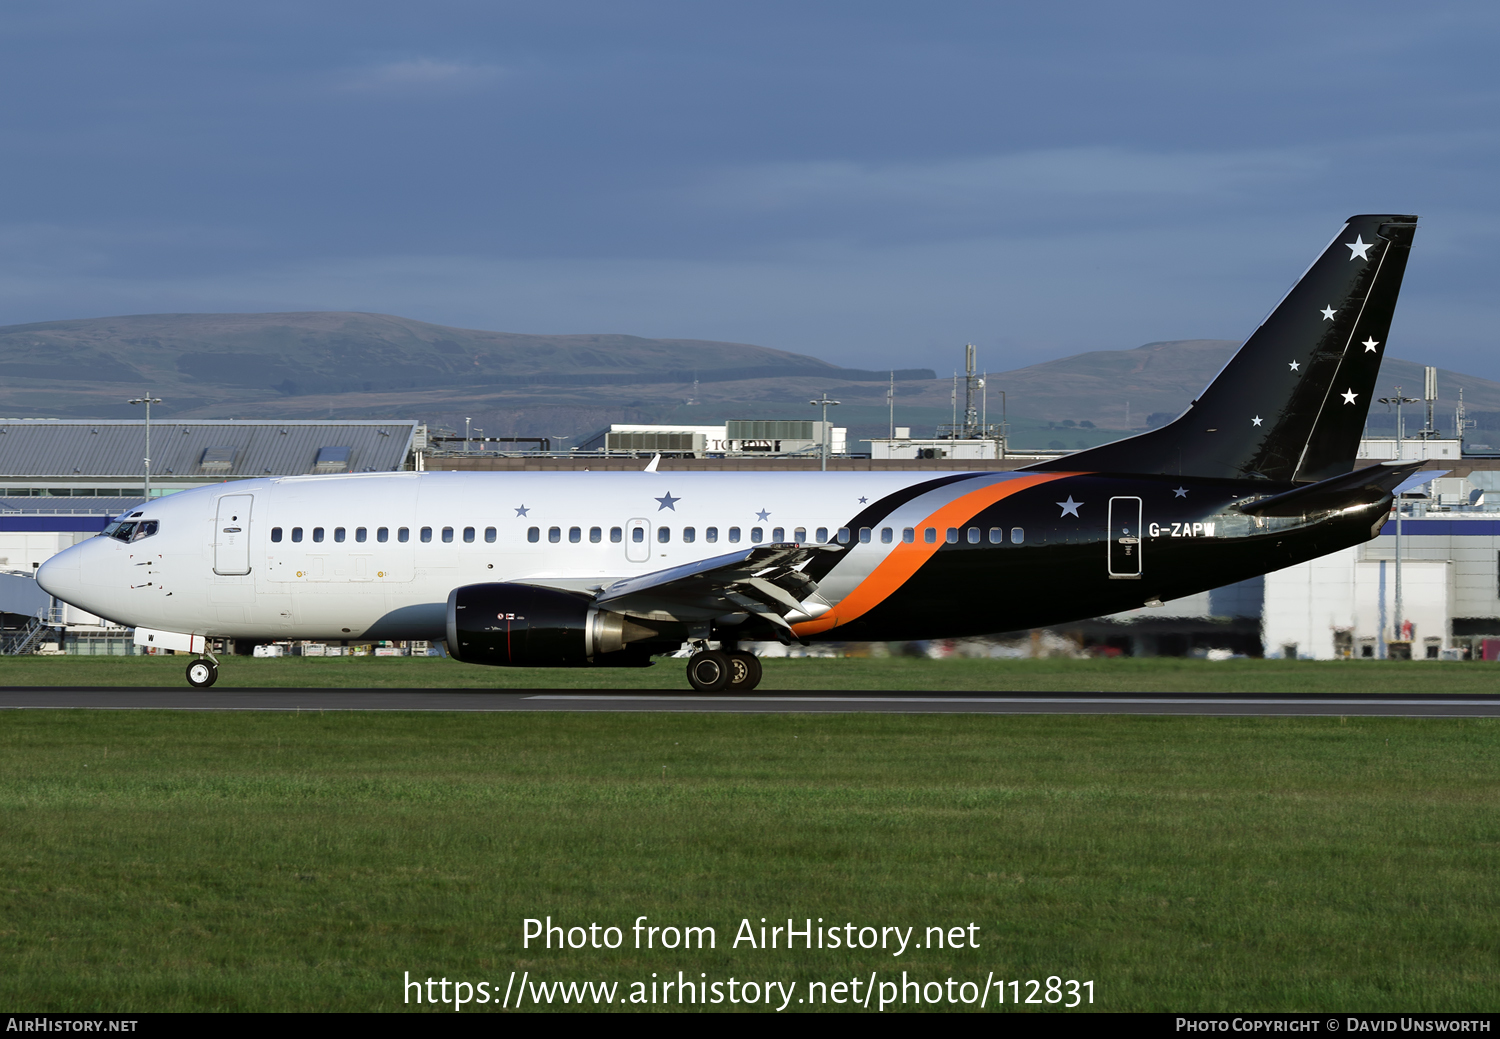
809,393,840,471
1379,388,1421,656
127,394,162,500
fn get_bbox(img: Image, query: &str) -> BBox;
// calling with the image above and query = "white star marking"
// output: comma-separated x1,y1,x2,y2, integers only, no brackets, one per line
1342,389,1359,405
1173,487,1188,498
1289,360,1300,371
1363,337,1380,352
1056,496,1083,518
1346,235,1373,260
1252,416,1263,426
1321,306,1338,321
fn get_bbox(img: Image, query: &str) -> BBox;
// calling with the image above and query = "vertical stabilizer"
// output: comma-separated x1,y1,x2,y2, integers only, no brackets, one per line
1027,214,1419,482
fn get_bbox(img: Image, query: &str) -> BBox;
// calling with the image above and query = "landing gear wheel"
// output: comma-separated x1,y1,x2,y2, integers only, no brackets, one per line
685,650,733,692
186,659,219,689
727,651,762,691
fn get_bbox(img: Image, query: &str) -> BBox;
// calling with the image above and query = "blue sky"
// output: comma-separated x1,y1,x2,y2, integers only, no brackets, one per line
2,1,1497,376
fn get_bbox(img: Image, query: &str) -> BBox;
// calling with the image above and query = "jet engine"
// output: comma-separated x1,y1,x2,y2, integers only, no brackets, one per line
446,583,658,667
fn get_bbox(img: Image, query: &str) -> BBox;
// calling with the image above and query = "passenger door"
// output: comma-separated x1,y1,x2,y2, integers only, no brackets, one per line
214,494,253,575
1107,496,1142,579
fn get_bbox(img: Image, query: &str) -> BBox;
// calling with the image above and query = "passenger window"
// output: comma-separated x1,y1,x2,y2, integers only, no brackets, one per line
771,527,784,541
355,527,367,543
858,527,871,543
902,528,914,543
485,527,497,543
442,527,454,543
271,527,283,543
419,527,432,543
967,527,980,544
817,527,829,543
631,527,644,543
794,527,806,542
569,527,581,544
610,527,623,543
1011,527,1024,544
589,527,601,543
881,527,893,544
728,527,741,543
946,528,958,544
527,527,539,543
548,527,561,543
706,527,719,543
751,527,763,543
989,527,1002,544
658,527,671,543
837,527,850,544
464,526,476,543
398,527,410,543
334,527,346,543
377,527,389,543
682,527,695,543
313,527,325,543
923,528,936,544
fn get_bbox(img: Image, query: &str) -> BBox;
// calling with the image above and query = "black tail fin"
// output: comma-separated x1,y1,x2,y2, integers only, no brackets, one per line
1026,214,1419,483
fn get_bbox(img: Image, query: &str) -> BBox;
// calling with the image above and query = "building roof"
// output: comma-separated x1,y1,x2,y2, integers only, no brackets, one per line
0,420,417,479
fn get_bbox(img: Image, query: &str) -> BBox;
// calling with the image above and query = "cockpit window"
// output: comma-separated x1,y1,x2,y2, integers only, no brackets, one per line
104,519,159,542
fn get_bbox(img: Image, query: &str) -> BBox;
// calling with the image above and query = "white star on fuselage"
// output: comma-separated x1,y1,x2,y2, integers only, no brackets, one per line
1346,235,1373,260
1173,487,1188,498
1252,416,1263,426
1342,389,1359,405
1321,306,1338,321
1363,337,1380,352
1289,361,1300,371
1056,496,1082,518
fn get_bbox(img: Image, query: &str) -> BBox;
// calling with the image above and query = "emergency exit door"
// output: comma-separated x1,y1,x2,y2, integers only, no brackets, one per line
214,494,253,575
1108,496,1142,579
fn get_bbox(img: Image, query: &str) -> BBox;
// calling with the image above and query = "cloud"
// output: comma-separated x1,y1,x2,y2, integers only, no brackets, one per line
685,146,1327,230
336,58,505,94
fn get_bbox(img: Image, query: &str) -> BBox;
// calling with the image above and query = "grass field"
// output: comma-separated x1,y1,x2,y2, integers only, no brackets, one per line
4,652,1500,692
2,708,1497,1012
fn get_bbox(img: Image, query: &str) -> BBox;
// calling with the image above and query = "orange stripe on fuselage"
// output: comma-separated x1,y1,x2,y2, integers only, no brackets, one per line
792,471,1081,636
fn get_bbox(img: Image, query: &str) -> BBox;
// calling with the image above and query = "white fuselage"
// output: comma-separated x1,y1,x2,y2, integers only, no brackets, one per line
37,470,984,641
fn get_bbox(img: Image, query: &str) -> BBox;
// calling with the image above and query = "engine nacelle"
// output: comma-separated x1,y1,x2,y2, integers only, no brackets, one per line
445,583,658,667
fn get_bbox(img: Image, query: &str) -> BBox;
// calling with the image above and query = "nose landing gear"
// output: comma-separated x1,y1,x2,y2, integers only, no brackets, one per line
685,646,763,692
185,657,219,689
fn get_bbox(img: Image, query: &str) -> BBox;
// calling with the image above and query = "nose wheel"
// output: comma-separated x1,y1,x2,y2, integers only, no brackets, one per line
186,658,219,689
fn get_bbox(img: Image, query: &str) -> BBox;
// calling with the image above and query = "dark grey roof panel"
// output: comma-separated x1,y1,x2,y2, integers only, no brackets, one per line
0,421,416,478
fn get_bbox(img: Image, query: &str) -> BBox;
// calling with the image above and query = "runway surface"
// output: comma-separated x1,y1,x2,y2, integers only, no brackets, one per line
2,687,1499,716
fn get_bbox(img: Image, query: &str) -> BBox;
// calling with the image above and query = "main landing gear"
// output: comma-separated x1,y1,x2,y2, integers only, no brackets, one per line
685,647,762,692
185,657,219,689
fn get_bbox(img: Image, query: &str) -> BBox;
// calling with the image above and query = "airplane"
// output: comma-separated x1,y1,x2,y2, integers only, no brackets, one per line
38,213,1421,692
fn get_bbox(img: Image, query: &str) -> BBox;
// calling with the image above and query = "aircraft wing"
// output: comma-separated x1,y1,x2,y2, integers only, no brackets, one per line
593,542,844,636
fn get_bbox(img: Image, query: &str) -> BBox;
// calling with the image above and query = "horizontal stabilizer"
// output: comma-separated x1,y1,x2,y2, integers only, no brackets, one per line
1238,460,1425,517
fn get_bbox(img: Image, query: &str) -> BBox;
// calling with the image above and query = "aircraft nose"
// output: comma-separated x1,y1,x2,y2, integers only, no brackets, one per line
37,544,83,601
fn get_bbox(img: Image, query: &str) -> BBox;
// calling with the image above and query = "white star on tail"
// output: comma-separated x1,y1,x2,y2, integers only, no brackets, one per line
1289,361,1300,371
1321,306,1338,321
1346,235,1373,260
1363,337,1380,352
1173,487,1188,498
1342,389,1359,405
1252,416,1263,426
1056,496,1083,518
